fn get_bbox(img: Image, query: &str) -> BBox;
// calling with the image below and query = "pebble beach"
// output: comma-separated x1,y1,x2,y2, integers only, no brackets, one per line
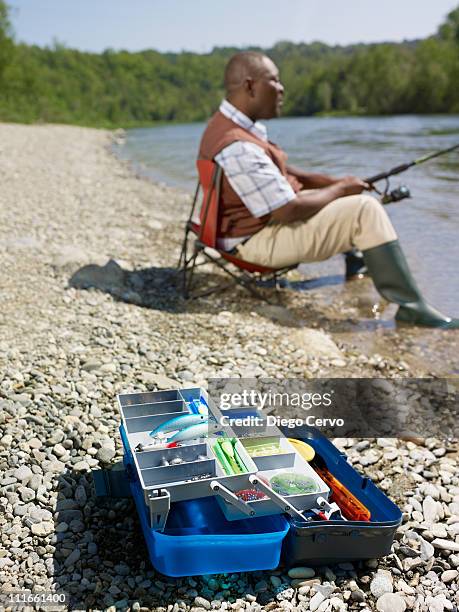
0,123,458,611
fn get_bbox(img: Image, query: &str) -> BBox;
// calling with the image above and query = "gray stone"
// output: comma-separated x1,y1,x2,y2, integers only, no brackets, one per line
19,487,35,502
13,465,33,482
376,593,406,612
69,259,127,292
1,476,16,486
432,538,459,552
290,328,343,359
309,592,325,612
58,509,83,523
351,590,365,602
96,446,115,463
53,443,68,458
64,548,80,567
56,522,68,533
81,359,101,372
29,506,53,523
254,580,268,592
28,437,42,449
143,374,180,390
47,430,65,445
328,597,346,611
314,584,335,599
422,496,438,524
28,474,43,491
69,520,85,533
276,587,294,601
287,566,315,579
403,556,423,572
270,576,282,588
13,504,28,517
194,597,210,610
440,569,458,583
74,485,87,505
370,571,393,598
419,537,435,561
425,595,447,612
178,370,194,381
31,521,54,537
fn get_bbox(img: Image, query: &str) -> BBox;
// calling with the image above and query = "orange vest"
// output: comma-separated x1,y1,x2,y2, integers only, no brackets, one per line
198,111,302,239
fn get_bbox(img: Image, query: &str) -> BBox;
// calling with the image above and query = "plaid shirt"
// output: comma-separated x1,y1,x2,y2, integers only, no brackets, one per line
215,100,295,250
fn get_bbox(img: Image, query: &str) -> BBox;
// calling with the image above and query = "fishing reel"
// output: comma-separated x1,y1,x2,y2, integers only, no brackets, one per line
381,184,411,205
372,179,411,205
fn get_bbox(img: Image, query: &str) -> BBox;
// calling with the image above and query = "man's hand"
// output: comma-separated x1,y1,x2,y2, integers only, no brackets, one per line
335,176,370,197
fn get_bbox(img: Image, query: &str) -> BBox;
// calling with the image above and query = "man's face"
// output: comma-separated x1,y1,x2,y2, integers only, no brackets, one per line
252,58,284,120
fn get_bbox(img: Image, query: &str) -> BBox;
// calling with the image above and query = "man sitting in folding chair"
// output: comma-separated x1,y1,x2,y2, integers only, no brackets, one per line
193,51,458,328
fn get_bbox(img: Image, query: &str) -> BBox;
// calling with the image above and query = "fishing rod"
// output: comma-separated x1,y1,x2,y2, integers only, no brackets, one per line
364,143,459,204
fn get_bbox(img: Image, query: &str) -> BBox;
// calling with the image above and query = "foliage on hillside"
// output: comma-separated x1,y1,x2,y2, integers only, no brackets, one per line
0,1,458,127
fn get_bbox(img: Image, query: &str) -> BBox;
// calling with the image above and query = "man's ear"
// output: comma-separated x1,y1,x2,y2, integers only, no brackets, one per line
243,77,256,98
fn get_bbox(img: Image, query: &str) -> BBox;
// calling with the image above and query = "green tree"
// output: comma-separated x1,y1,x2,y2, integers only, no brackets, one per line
0,0,14,81
438,6,459,43
1,0,459,125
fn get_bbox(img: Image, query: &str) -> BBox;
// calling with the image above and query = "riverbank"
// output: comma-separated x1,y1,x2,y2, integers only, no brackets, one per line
0,123,457,611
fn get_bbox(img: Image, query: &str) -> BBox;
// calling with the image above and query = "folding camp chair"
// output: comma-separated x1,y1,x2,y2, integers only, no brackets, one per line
178,160,294,300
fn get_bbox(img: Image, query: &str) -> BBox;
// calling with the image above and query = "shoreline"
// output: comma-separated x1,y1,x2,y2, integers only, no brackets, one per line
0,123,457,611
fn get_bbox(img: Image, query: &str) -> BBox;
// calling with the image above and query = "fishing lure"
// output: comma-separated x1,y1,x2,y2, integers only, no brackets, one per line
287,438,315,462
188,397,209,416
270,472,319,496
149,413,207,438
167,420,220,443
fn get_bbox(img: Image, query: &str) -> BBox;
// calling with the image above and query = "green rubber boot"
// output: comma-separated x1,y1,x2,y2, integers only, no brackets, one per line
363,240,459,329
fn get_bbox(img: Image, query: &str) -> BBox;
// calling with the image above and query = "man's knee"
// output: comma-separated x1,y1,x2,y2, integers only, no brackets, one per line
350,193,381,213
359,193,391,222
361,193,383,210
355,194,397,247
335,193,383,224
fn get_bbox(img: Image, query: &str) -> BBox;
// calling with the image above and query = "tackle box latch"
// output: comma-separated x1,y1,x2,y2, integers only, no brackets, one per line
313,533,328,544
148,489,171,530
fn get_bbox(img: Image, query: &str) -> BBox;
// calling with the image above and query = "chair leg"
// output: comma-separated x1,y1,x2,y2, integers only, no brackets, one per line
179,237,287,302
178,227,191,270
183,247,199,299
201,251,273,303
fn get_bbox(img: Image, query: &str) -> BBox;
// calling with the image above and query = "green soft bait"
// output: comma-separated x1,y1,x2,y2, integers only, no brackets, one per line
270,472,319,495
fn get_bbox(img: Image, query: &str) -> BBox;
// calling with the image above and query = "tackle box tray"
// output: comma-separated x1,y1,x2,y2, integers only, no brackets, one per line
118,388,330,527
115,387,402,576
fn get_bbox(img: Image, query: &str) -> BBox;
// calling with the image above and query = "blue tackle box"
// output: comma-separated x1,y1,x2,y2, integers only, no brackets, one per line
113,387,402,577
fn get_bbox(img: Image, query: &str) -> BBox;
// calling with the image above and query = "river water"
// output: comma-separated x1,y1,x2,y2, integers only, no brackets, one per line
116,115,459,317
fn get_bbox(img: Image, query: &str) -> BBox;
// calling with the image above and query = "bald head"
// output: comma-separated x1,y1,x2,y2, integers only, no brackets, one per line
224,52,270,94
223,52,284,121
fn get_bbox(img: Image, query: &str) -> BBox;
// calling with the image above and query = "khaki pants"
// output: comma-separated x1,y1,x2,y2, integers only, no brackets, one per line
236,193,397,269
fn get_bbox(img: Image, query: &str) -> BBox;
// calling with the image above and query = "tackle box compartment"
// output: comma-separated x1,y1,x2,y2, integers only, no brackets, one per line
214,436,329,520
